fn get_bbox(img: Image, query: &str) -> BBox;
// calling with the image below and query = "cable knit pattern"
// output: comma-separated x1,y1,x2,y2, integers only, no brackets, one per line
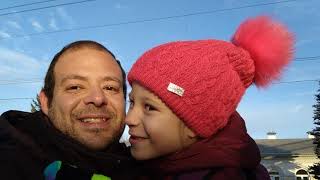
128,16,294,138
128,40,247,137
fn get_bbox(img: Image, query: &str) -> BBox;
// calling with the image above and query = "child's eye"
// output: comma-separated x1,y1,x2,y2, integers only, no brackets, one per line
128,99,134,109
145,104,156,111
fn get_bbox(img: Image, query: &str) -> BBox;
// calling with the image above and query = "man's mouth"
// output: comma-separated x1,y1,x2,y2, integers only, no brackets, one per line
79,118,108,123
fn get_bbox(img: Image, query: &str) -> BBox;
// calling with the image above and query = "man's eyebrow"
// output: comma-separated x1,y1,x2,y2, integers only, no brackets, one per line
102,76,122,84
60,75,87,84
60,75,122,86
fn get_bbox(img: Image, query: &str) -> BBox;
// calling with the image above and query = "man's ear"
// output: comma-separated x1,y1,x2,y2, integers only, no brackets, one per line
39,90,49,115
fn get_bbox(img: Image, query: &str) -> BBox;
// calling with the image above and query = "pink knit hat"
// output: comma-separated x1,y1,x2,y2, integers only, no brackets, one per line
128,16,294,138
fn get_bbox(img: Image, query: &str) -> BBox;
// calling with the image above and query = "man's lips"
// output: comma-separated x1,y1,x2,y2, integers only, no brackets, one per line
77,114,110,123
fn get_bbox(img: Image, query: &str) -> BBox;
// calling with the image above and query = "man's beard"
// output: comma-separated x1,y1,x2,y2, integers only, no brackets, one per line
47,104,121,150
47,105,77,137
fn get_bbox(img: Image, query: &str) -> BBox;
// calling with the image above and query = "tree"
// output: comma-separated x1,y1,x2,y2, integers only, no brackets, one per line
309,81,320,179
30,94,41,112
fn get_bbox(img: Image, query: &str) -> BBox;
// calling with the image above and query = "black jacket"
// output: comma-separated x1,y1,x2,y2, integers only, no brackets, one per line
0,110,137,180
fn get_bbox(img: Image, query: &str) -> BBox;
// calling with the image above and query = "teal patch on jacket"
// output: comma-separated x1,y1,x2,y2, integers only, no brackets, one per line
44,161,62,180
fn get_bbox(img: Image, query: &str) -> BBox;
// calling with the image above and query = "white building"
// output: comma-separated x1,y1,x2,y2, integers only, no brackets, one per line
255,132,319,180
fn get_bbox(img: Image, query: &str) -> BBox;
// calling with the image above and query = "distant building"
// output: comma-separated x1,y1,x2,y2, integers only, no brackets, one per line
255,132,319,180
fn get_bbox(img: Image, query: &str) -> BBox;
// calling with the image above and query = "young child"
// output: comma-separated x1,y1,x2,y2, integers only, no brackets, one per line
126,16,294,179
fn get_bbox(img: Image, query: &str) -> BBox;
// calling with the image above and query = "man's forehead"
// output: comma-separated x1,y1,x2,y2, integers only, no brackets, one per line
60,47,115,59
54,48,119,70
53,48,122,82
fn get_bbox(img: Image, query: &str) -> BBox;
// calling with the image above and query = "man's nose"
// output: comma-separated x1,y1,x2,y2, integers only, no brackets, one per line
83,87,107,107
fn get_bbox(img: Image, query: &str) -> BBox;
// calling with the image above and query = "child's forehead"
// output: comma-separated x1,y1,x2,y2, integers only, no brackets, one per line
130,83,164,102
130,83,156,97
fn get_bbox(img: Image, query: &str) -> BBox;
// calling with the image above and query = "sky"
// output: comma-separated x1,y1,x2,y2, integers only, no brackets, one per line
0,0,319,140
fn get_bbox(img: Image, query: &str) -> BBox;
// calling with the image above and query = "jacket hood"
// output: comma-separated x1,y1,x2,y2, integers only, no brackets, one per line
146,111,261,174
0,110,135,175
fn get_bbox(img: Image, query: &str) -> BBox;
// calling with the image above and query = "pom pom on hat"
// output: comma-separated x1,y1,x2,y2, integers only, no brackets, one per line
232,16,294,87
128,16,294,137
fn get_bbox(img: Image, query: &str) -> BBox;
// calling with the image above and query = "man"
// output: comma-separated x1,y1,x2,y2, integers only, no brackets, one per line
0,40,135,179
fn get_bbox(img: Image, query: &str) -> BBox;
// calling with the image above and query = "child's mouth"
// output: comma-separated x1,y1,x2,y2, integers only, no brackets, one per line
129,135,147,144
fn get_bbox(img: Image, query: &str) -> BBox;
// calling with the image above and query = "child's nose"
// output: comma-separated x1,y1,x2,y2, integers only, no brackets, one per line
125,109,141,126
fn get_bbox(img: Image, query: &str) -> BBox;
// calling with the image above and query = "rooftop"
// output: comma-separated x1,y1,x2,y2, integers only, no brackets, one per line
255,138,316,157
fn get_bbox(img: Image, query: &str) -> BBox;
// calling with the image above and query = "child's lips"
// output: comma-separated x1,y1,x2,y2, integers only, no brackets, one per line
129,135,148,145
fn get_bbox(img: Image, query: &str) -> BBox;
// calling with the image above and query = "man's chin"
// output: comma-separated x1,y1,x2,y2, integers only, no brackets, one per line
79,136,118,151
81,141,111,151
74,127,123,150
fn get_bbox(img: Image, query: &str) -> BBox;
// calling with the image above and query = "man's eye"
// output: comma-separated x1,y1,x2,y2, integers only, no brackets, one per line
66,85,81,91
104,86,119,92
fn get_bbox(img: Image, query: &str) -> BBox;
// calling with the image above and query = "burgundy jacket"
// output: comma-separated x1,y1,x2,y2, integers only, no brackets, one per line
138,112,270,180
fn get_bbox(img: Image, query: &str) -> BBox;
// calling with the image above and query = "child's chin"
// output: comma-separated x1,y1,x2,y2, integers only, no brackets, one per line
130,149,157,161
132,154,152,161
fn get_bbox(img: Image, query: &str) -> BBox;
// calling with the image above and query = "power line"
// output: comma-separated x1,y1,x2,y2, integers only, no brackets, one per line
0,54,319,85
295,59,320,62
0,0,98,17
0,79,319,101
274,79,320,84
0,0,59,11
295,56,320,60
294,56,320,62
0,79,320,101
0,81,42,85
0,78,42,82
0,0,301,40
0,97,33,101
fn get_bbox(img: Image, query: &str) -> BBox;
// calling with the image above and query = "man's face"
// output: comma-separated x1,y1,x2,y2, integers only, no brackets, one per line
40,48,125,150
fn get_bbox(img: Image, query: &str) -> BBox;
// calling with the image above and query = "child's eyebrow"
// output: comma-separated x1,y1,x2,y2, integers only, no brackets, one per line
128,91,161,105
142,96,161,105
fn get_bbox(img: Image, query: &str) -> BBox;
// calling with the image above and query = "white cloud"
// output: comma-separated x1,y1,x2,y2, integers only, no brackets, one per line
30,19,44,32
238,94,314,139
0,31,11,38
296,35,320,48
222,0,238,7
49,17,58,30
294,91,315,97
290,104,304,113
274,1,320,20
7,21,21,30
0,47,43,78
114,3,128,9
56,7,75,27
22,35,31,41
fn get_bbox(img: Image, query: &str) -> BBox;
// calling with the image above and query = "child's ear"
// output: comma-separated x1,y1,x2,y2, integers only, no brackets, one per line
184,126,197,139
181,125,198,148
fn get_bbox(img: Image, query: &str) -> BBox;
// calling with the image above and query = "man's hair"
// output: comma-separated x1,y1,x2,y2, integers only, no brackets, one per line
42,40,127,106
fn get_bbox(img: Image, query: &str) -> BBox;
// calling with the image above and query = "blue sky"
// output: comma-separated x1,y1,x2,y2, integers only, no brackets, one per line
0,0,319,139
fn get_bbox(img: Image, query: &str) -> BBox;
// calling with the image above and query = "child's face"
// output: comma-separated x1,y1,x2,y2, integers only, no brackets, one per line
125,83,196,160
